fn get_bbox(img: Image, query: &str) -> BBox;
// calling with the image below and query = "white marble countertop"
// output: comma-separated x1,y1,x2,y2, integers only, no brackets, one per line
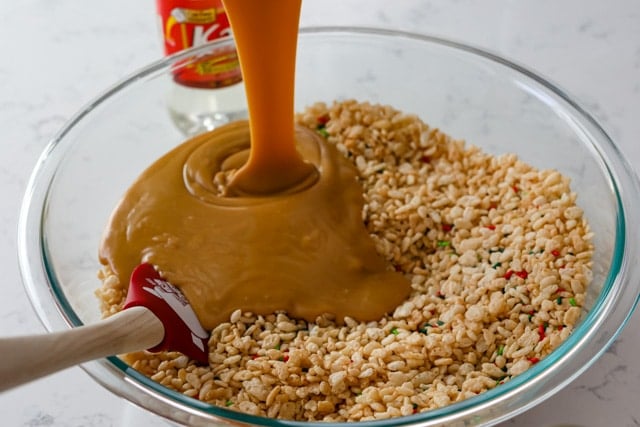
1,0,639,426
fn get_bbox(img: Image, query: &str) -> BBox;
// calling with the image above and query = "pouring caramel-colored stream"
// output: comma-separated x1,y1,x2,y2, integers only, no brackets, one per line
99,0,410,330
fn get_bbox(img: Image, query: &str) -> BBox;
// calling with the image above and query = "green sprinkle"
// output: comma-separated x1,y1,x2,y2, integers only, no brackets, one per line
437,240,450,247
225,400,233,407
436,320,445,326
556,297,563,304
275,343,281,350
419,326,428,334
497,345,504,356
569,297,577,307
316,128,329,138
390,327,399,335
492,262,502,269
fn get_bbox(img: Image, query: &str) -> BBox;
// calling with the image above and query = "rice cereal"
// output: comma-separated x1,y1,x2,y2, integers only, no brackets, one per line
96,100,593,422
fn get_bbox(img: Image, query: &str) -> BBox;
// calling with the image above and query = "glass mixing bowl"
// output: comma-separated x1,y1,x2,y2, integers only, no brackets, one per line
18,27,640,426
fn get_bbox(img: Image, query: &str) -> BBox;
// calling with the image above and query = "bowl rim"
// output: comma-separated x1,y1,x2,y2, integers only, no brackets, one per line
18,26,640,426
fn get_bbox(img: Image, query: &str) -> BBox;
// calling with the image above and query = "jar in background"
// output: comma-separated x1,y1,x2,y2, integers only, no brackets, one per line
156,0,247,135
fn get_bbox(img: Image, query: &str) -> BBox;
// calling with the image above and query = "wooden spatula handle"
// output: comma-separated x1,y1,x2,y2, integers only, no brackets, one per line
0,306,164,392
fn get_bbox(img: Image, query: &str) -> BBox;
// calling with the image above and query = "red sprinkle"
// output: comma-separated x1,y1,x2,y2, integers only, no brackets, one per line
420,155,431,163
557,287,566,293
512,185,519,193
538,324,546,340
317,114,330,125
283,355,290,362
485,224,496,230
551,249,561,257
442,223,453,232
528,357,540,364
251,354,259,360
505,270,528,280
558,325,564,331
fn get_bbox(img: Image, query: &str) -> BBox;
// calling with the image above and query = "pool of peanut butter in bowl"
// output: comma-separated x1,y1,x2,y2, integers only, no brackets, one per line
98,120,410,330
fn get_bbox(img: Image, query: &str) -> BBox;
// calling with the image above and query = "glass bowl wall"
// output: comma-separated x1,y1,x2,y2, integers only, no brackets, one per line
19,27,640,426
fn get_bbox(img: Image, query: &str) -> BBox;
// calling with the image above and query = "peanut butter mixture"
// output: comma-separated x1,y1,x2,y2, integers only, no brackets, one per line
99,121,409,330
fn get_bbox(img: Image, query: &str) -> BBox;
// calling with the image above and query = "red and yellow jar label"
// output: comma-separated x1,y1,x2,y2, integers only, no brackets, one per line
157,0,242,88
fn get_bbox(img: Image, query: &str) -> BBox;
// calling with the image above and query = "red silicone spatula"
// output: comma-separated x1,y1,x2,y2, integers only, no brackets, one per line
0,263,209,392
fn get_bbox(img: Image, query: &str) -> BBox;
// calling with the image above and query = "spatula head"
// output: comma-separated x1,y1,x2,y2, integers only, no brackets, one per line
123,263,210,364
